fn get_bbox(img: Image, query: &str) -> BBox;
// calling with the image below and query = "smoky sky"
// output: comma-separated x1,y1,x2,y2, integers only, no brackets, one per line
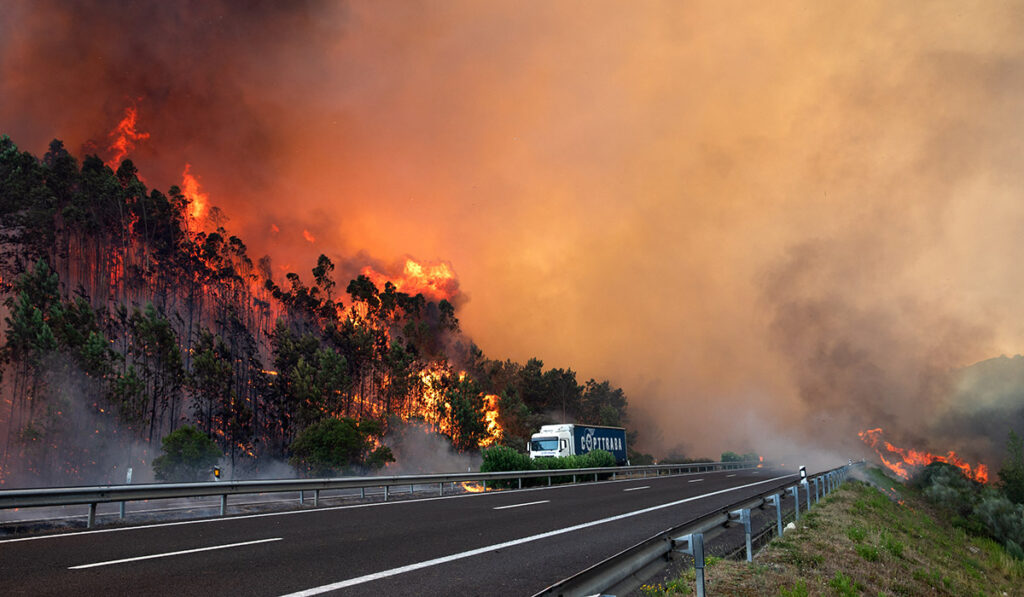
4,1,1024,463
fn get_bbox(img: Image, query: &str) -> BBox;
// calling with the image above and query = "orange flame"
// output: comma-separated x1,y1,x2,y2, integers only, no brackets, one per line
858,428,988,483
461,482,487,493
106,105,150,168
361,258,459,302
415,366,503,449
303,229,316,243
181,163,208,221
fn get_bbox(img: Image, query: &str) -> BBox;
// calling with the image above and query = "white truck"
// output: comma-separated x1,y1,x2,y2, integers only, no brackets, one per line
528,424,629,465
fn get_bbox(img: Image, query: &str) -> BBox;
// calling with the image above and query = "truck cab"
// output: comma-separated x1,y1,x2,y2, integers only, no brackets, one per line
529,424,574,459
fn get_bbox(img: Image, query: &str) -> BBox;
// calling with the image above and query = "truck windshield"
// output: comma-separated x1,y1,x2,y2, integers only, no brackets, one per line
531,437,559,451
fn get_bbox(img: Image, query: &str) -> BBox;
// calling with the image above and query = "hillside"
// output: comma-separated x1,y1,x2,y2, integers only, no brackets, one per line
641,467,1024,596
0,135,636,487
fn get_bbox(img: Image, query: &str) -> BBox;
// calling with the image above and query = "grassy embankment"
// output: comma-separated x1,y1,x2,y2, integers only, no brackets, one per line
640,467,1024,596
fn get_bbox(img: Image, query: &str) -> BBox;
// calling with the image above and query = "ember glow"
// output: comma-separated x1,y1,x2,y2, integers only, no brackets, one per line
859,428,989,483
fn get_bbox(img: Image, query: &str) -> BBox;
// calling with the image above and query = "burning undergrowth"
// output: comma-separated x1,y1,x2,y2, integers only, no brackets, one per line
763,233,1021,482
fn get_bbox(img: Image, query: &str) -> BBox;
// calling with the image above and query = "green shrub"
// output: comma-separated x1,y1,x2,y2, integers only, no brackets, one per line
828,571,861,596
152,425,222,482
480,445,531,488
289,417,392,477
778,579,809,597
480,445,531,473
582,449,617,468
846,524,866,542
856,544,879,561
881,532,904,558
972,489,1024,547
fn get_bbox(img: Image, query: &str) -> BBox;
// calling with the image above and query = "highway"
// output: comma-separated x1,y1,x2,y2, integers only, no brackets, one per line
0,468,795,596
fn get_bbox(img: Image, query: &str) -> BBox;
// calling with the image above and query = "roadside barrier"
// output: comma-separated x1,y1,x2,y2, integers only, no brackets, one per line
534,462,862,597
0,460,758,529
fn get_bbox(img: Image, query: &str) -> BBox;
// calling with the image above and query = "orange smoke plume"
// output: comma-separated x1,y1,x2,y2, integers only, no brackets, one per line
106,105,150,168
859,428,988,483
361,258,459,303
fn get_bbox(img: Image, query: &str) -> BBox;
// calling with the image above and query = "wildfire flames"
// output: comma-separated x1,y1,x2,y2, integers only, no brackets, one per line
0,105,500,487
106,104,150,169
859,428,988,483
362,259,459,303
416,366,504,448
181,163,208,222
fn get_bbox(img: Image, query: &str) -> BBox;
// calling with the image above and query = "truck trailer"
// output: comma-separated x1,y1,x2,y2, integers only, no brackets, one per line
528,424,629,465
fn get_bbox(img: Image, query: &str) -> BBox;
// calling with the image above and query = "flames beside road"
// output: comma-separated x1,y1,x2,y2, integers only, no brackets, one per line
859,428,988,483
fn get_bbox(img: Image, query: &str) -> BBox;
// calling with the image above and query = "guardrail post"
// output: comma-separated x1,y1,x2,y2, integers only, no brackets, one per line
119,501,126,520
410,484,414,495
789,486,800,521
384,485,389,501
518,477,522,490
813,477,819,504
300,490,304,505
314,489,320,507
439,482,444,497
731,508,752,562
674,533,706,597
572,474,577,484
361,487,366,499
87,503,97,528
805,482,811,511
220,494,227,516
766,494,782,537
548,475,552,486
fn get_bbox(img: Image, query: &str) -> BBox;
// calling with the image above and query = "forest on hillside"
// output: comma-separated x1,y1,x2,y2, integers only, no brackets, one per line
0,135,638,487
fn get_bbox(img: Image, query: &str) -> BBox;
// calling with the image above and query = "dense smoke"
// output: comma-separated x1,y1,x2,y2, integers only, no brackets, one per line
3,1,1024,466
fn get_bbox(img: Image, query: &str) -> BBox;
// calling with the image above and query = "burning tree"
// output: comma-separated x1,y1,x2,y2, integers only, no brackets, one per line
0,116,638,486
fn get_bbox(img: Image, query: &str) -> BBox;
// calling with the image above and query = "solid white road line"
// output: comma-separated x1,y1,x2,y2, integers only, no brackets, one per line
69,537,282,569
493,500,550,510
688,478,704,483
277,475,792,596
727,474,736,478
623,486,650,492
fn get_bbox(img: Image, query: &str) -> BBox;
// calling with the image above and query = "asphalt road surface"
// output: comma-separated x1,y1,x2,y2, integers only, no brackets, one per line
0,468,796,596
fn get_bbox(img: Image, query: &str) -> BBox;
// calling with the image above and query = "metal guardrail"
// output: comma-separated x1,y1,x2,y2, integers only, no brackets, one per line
0,460,758,528
534,462,862,597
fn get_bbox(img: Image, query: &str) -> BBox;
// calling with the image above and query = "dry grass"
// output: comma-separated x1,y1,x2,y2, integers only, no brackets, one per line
638,469,1024,596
